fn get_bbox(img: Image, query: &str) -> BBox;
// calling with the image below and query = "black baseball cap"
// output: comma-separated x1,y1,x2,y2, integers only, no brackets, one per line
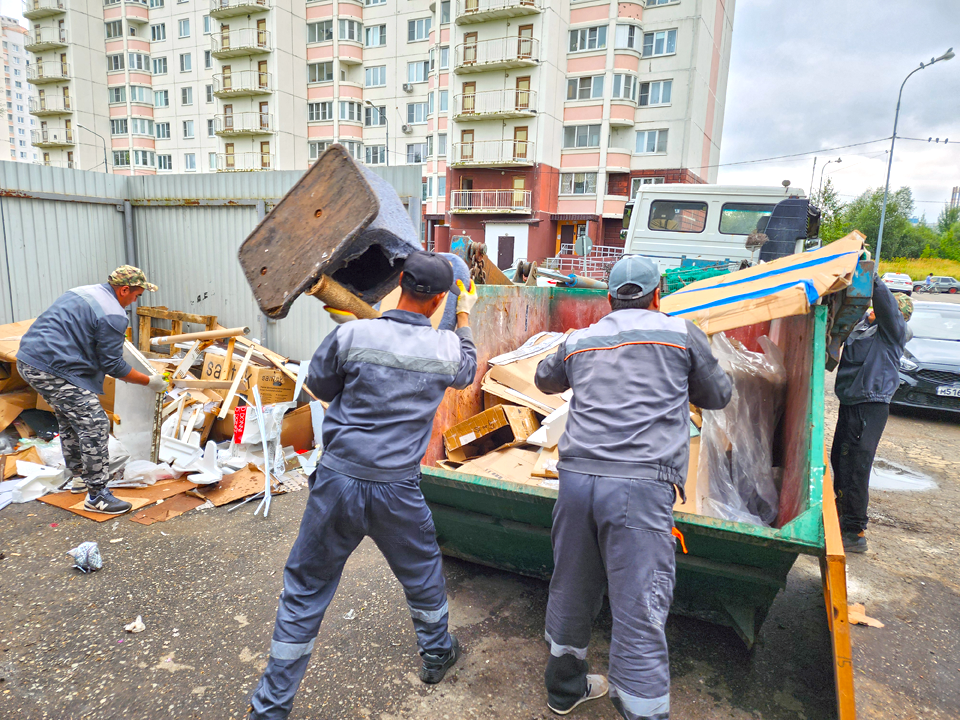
400,251,457,296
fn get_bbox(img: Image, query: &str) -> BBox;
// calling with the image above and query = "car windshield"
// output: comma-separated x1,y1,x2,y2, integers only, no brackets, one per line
909,308,960,341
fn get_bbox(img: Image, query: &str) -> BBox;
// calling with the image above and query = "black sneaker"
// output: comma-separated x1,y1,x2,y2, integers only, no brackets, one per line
420,635,460,684
84,489,133,515
842,531,867,554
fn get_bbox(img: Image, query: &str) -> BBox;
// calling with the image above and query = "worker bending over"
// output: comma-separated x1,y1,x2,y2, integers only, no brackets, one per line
535,255,732,719
248,251,478,720
16,266,166,515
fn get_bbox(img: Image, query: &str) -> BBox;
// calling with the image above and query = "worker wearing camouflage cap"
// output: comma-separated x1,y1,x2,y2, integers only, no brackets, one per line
17,266,167,515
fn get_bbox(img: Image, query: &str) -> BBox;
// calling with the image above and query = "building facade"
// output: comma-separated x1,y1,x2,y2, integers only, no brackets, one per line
25,0,734,259
3,15,36,164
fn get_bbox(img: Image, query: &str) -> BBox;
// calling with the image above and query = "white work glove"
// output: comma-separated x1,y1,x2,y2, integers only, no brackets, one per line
324,305,357,325
456,279,478,315
147,375,168,393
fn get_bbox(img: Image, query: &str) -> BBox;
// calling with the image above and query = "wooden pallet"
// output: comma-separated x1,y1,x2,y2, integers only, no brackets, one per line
137,306,218,357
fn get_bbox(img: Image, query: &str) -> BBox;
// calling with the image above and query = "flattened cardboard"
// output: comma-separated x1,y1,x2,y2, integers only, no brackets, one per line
456,446,543,487
2,446,43,479
280,404,314,452
38,490,153,521
484,337,567,414
443,405,540,462
0,388,38,433
0,319,35,393
531,446,559,479
188,464,284,507
130,493,205,525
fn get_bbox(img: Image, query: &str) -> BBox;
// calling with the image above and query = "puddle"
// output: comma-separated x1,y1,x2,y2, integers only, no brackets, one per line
870,458,938,492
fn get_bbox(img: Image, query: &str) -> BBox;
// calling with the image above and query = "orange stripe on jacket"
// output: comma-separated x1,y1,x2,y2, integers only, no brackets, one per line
564,340,686,361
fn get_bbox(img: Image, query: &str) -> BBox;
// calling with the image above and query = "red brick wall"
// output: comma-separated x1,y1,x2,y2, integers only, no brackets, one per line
630,168,706,184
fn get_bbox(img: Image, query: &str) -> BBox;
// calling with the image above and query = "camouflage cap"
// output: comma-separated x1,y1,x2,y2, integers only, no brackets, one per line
896,292,914,322
108,265,158,292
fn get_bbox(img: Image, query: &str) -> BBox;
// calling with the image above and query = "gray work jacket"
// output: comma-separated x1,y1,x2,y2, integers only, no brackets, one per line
535,308,732,482
307,309,477,482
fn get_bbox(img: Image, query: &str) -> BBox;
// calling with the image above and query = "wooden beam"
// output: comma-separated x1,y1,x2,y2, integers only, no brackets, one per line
218,345,254,419
138,313,153,355
137,306,218,326
151,326,249,346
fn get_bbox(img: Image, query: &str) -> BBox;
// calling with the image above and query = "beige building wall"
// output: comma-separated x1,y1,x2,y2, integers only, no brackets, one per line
3,15,35,163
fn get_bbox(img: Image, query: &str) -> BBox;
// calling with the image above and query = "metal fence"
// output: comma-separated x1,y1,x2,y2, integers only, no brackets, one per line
0,160,422,362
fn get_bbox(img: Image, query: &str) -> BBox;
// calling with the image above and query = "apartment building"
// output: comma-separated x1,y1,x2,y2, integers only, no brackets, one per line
3,16,36,164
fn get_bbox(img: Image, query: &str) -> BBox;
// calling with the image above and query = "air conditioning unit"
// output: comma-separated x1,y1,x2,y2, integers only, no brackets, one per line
402,83,414,93
401,124,412,134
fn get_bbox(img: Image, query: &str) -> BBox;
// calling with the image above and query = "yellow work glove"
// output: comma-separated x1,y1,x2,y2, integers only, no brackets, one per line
324,305,358,325
456,279,478,315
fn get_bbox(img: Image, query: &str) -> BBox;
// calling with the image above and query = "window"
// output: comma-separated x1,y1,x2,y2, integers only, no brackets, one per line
178,18,190,38
648,200,707,233
438,175,446,198
151,23,166,41
128,53,150,71
308,102,333,121
180,53,191,72
130,85,150,103
209,152,217,170
365,0,386,5
365,24,386,47
206,84,214,103
308,21,333,43
560,172,598,195
15,105,22,112
149,0,164,7
422,177,432,201
635,128,668,153
406,143,427,163
184,153,196,171
563,124,601,148
207,119,215,137
181,86,193,105
407,102,428,124
158,154,172,170
308,62,333,83
569,26,607,52
340,140,362,160
105,20,123,39
719,203,776,235
107,54,124,71
646,0,673,6
113,150,130,167
638,80,672,106
364,105,385,126
426,134,434,156
438,133,447,156
203,15,211,34
339,20,362,42
134,149,155,167
566,76,603,100
440,47,450,69
408,17,431,42
131,118,153,135
428,92,435,115
630,176,665,198
408,61,429,83
110,118,128,135
441,0,450,23
309,141,330,161
365,145,386,164
154,89,169,107
612,74,638,101
153,57,167,75
339,101,362,122
156,122,170,139
615,24,640,50
642,29,677,57
183,120,194,138
365,66,386,87
204,50,212,69
439,90,448,112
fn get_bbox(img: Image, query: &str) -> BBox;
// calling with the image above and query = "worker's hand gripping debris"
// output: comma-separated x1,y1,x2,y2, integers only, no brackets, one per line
323,306,358,325
66,541,102,573
147,374,169,393
455,280,478,315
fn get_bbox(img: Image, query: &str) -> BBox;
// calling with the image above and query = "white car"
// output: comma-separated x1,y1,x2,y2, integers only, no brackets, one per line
881,272,913,295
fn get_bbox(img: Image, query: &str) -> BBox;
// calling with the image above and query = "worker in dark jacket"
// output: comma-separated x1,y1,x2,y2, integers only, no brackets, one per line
831,275,913,553
16,266,165,515
248,252,478,720
534,255,732,720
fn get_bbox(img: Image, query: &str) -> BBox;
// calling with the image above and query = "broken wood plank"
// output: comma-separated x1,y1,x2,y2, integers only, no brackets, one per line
151,326,250,346
137,306,218,326
172,379,246,391
218,345,254,419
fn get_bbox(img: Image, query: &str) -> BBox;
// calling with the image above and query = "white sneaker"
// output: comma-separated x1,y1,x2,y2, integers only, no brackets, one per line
548,674,609,715
69,477,86,494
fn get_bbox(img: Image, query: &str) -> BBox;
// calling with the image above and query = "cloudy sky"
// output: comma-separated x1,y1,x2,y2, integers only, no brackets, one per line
718,0,960,220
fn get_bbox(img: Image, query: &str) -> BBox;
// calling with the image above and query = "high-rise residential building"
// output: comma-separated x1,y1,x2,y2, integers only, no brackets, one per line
2,15,37,164
25,0,733,257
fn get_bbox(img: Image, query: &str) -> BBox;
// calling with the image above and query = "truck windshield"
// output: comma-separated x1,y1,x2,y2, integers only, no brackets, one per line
648,200,707,233
719,203,775,235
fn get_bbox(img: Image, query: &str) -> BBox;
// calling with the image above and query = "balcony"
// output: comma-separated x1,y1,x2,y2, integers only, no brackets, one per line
454,88,537,120
25,27,68,52
450,139,535,167
456,0,541,24
31,128,75,147
209,0,270,19
27,63,71,84
29,95,72,116
213,70,273,98
36,159,77,169
455,36,538,73
450,189,531,214
217,151,276,171
22,0,65,20
214,112,275,136
211,28,272,58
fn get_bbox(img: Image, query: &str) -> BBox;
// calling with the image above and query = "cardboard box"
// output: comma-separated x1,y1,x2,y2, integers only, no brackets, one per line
200,351,295,405
457,446,542,486
0,319,35,393
443,405,540,463
280,404,315,452
0,388,38,433
482,335,569,415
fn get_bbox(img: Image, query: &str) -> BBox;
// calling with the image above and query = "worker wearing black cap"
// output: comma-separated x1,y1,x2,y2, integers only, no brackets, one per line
248,251,478,720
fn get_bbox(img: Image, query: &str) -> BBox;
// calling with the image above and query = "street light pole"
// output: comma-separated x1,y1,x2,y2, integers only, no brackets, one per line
875,47,954,260
818,157,841,198
77,123,111,174
364,101,388,166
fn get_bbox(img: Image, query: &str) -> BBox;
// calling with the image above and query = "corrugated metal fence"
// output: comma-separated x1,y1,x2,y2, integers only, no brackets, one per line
0,161,422,361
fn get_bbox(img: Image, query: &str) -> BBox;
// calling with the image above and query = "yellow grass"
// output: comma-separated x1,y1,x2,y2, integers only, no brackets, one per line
879,258,960,281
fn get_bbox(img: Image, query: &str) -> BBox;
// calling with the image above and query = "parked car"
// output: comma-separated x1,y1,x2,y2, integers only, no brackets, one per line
881,272,913,295
913,275,960,294
893,301,960,412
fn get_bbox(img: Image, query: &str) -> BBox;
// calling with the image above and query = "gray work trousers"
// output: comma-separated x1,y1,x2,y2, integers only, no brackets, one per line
545,470,675,719
249,467,454,720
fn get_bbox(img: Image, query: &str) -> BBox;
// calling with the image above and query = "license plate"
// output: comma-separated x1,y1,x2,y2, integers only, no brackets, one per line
936,386,960,397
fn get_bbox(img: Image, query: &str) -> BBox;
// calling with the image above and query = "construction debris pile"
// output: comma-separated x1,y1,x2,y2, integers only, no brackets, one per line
0,308,320,523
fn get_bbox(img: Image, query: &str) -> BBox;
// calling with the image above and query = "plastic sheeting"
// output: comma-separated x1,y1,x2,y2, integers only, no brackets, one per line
698,334,786,526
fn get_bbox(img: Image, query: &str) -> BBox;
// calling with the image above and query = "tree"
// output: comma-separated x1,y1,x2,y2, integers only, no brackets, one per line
813,178,848,244
937,205,960,234
826,187,916,259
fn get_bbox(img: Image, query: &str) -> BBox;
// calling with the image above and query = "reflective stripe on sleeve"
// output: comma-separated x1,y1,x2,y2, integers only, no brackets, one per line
609,685,670,718
270,638,316,660
544,630,588,660
408,601,448,624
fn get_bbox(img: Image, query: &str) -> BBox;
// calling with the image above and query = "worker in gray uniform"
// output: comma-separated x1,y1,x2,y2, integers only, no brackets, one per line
248,251,478,720
534,255,732,719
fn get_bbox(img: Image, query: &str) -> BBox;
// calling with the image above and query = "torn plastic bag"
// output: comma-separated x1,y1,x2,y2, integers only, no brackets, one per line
17,437,65,468
117,460,180,487
698,334,786,527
